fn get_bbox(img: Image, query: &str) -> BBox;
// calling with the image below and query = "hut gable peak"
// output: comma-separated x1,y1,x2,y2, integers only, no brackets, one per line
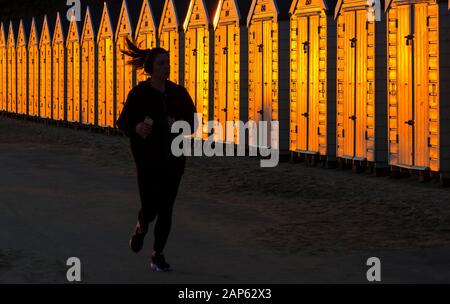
183,0,211,31
39,15,52,47
136,0,157,38
115,0,134,40
384,0,444,12
18,20,28,47
81,6,95,41
246,0,279,27
213,0,240,29
7,21,17,48
29,18,39,46
97,2,114,41
290,0,328,14
159,0,179,33
52,13,65,45
67,16,81,44
335,0,383,18
159,0,190,35
0,23,6,47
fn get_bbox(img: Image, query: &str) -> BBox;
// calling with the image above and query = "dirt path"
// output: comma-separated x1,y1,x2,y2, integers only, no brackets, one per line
2,115,450,283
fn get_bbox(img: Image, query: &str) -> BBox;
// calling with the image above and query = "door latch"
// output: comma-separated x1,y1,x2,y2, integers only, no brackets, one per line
302,41,309,53
405,34,414,46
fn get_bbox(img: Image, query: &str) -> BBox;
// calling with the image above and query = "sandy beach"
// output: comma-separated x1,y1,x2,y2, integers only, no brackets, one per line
2,114,450,283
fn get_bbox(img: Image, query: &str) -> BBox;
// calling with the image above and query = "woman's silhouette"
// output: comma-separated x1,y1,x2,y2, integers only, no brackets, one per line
116,38,196,272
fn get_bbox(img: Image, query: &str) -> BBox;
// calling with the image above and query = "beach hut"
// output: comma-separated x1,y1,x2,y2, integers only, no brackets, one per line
39,15,54,119
386,0,450,184
52,12,67,121
0,22,7,112
17,19,29,115
247,0,292,154
335,0,388,172
183,0,217,139
159,0,190,85
28,17,42,117
135,0,164,83
81,4,101,126
66,12,82,123
7,21,18,113
289,0,337,165
97,1,120,128
115,0,141,122
212,0,252,144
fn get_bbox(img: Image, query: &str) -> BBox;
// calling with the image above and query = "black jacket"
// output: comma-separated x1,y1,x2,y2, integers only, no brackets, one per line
116,80,197,170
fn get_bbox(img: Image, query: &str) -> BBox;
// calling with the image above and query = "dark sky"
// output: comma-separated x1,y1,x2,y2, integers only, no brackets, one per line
0,0,112,23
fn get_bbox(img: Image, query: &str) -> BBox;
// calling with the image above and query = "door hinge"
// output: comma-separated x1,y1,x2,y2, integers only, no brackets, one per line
317,127,320,136
342,129,345,138
295,125,298,133
396,134,399,144
428,137,432,148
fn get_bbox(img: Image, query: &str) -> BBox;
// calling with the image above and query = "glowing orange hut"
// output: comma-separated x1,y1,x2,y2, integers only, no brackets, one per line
28,17,42,117
52,12,67,121
7,21,18,113
135,0,164,83
66,12,82,123
81,4,102,126
289,0,337,165
212,0,252,144
159,0,190,85
39,15,53,119
183,0,217,139
115,0,141,122
97,1,121,128
17,19,29,115
0,22,7,112
386,0,450,184
335,0,387,172
247,0,292,153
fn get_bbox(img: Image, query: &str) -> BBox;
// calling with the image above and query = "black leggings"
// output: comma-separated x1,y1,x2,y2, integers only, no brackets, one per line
136,165,184,254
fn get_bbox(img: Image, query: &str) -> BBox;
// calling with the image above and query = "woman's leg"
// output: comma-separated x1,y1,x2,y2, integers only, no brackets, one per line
136,167,160,231
153,169,183,254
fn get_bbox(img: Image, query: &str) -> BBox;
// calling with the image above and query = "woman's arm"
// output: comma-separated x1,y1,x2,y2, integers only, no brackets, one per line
116,88,140,137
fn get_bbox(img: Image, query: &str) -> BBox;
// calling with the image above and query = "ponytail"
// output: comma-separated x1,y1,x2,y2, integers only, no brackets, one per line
121,37,169,75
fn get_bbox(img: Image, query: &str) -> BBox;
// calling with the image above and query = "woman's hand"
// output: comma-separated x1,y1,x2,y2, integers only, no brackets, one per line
136,122,153,139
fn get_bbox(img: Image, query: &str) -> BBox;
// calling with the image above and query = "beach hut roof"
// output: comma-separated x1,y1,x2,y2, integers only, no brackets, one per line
18,18,30,46
246,0,293,27
7,20,19,47
213,0,253,28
